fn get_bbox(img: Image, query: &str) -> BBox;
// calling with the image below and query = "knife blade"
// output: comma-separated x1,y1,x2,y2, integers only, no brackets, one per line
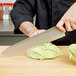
2,27,65,55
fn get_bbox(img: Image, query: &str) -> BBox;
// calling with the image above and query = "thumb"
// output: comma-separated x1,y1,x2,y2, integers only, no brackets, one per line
56,19,66,32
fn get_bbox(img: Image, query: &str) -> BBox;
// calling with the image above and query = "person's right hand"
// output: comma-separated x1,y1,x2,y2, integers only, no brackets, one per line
29,30,46,37
56,2,76,32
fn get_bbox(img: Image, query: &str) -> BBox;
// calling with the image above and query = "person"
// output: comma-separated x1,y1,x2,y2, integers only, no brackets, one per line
10,0,76,45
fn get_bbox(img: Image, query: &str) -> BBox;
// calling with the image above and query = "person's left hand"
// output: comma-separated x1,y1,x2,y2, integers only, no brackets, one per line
30,30,46,37
56,2,76,32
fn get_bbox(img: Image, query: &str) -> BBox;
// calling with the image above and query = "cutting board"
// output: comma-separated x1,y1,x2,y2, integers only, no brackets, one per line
0,46,76,76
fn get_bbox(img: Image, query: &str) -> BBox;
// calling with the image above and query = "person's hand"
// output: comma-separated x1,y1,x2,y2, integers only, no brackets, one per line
56,2,76,32
19,22,46,37
29,30,46,37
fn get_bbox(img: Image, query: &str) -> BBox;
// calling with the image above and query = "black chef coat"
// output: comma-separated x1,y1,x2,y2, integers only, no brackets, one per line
10,0,76,45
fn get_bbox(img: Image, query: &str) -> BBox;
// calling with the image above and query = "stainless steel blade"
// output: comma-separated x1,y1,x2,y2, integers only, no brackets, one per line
2,27,65,55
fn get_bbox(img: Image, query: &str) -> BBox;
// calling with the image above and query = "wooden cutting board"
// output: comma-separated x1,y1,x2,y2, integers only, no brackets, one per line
0,46,76,76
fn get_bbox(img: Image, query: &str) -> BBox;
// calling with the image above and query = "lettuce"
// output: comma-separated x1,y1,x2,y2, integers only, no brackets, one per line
68,44,76,63
27,42,62,60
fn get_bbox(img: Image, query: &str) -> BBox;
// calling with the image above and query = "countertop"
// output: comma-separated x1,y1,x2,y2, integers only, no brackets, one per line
0,46,76,76
0,20,25,36
0,20,27,45
0,20,14,32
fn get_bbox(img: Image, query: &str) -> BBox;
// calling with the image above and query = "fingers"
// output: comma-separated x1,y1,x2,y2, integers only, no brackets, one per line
38,30,46,34
56,18,76,32
64,19,73,32
30,30,46,37
56,19,66,32
29,30,39,37
71,23,76,30
64,19,76,31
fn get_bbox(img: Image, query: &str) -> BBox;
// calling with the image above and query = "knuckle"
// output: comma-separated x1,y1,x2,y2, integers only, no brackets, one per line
56,25,59,28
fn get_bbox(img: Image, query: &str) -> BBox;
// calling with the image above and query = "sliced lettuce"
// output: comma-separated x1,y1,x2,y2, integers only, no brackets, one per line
27,42,63,60
68,44,76,63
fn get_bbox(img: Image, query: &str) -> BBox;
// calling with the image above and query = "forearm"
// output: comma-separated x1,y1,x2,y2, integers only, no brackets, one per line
19,22,38,37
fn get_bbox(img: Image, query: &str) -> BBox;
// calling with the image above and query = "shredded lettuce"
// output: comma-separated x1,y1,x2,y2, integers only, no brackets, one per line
27,42,63,60
68,44,76,63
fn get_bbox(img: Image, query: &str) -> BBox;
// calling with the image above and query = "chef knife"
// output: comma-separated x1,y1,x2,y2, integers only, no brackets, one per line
2,27,65,55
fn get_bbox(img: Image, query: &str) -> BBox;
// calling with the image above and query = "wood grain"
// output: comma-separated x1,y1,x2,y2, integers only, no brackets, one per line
0,46,76,76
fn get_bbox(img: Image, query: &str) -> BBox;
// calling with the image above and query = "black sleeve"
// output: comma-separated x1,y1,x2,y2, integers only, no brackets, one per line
10,0,36,33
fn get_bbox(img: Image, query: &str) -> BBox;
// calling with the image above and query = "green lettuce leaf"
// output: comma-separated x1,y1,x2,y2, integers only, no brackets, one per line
68,44,76,63
27,42,63,60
